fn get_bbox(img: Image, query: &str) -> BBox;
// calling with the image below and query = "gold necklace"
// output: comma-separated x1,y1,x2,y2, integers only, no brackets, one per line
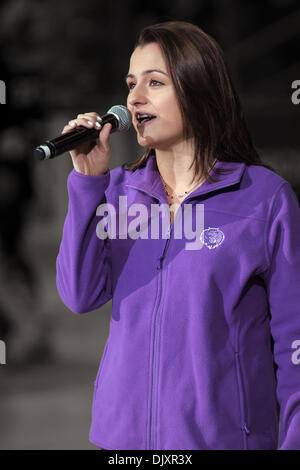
160,177,201,200
160,159,217,201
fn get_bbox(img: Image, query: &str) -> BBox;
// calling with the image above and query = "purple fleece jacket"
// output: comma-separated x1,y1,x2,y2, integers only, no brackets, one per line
56,151,300,450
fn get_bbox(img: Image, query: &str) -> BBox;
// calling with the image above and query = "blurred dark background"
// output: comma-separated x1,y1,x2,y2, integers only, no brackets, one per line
0,0,299,449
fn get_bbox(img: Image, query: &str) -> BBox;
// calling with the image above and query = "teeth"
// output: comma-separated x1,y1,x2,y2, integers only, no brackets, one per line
137,113,154,120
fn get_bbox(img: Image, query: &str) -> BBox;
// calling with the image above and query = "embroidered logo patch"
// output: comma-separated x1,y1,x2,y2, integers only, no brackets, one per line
200,227,225,250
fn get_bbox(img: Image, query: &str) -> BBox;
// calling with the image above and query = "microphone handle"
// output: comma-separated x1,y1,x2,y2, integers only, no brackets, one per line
34,113,118,160
45,126,99,159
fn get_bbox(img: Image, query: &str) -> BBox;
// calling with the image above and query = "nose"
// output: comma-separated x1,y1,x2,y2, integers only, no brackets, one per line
127,83,148,108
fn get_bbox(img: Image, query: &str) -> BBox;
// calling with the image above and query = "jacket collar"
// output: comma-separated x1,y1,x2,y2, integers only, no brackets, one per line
125,150,246,202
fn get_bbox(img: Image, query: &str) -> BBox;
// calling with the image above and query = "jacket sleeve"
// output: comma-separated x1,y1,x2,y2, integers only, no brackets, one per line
262,181,300,450
56,169,113,314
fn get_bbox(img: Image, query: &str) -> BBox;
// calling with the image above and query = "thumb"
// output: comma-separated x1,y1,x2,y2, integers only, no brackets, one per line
98,122,112,149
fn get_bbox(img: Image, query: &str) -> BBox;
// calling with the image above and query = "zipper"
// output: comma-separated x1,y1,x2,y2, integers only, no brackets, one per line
149,224,172,449
148,195,198,449
235,350,250,448
123,187,197,449
122,186,173,449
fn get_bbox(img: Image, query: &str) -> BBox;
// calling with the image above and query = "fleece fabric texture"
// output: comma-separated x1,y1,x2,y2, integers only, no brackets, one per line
56,151,300,450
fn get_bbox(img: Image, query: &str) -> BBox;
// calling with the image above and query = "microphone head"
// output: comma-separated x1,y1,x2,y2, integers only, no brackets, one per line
107,105,132,132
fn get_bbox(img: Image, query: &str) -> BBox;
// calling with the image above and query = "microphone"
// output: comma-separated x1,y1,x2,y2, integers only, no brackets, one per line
34,105,132,160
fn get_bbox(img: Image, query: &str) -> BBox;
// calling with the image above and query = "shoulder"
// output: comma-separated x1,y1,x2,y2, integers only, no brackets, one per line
240,163,299,218
242,163,296,200
107,162,139,187
103,162,144,202
244,164,287,190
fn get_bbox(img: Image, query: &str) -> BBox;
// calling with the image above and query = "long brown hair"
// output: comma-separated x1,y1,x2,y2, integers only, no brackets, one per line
123,21,276,183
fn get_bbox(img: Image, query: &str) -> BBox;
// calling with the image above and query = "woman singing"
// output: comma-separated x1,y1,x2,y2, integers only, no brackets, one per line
56,21,300,450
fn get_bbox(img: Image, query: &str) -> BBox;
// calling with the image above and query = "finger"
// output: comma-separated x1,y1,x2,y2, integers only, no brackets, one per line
77,112,99,117
68,117,102,130
98,123,112,149
62,123,76,134
77,113,102,122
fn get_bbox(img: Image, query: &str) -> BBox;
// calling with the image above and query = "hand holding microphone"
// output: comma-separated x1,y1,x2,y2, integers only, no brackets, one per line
62,111,112,176
34,105,132,176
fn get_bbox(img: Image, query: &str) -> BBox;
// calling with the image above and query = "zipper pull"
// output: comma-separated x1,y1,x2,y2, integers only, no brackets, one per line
157,236,171,270
243,423,250,435
156,256,163,270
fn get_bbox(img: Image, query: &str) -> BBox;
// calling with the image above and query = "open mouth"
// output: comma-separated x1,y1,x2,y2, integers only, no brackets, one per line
136,113,157,125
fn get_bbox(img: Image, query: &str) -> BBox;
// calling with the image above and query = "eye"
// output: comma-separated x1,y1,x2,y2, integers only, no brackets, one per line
126,79,164,91
150,79,163,86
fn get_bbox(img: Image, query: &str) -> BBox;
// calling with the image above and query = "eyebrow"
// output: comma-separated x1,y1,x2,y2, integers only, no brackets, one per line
125,69,168,81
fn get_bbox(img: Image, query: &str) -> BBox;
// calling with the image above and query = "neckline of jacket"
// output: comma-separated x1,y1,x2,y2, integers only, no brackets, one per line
125,150,247,202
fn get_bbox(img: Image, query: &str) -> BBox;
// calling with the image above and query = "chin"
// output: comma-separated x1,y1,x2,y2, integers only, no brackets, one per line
137,135,157,148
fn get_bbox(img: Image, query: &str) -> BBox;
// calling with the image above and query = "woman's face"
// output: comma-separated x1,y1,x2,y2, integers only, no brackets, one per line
126,42,185,151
